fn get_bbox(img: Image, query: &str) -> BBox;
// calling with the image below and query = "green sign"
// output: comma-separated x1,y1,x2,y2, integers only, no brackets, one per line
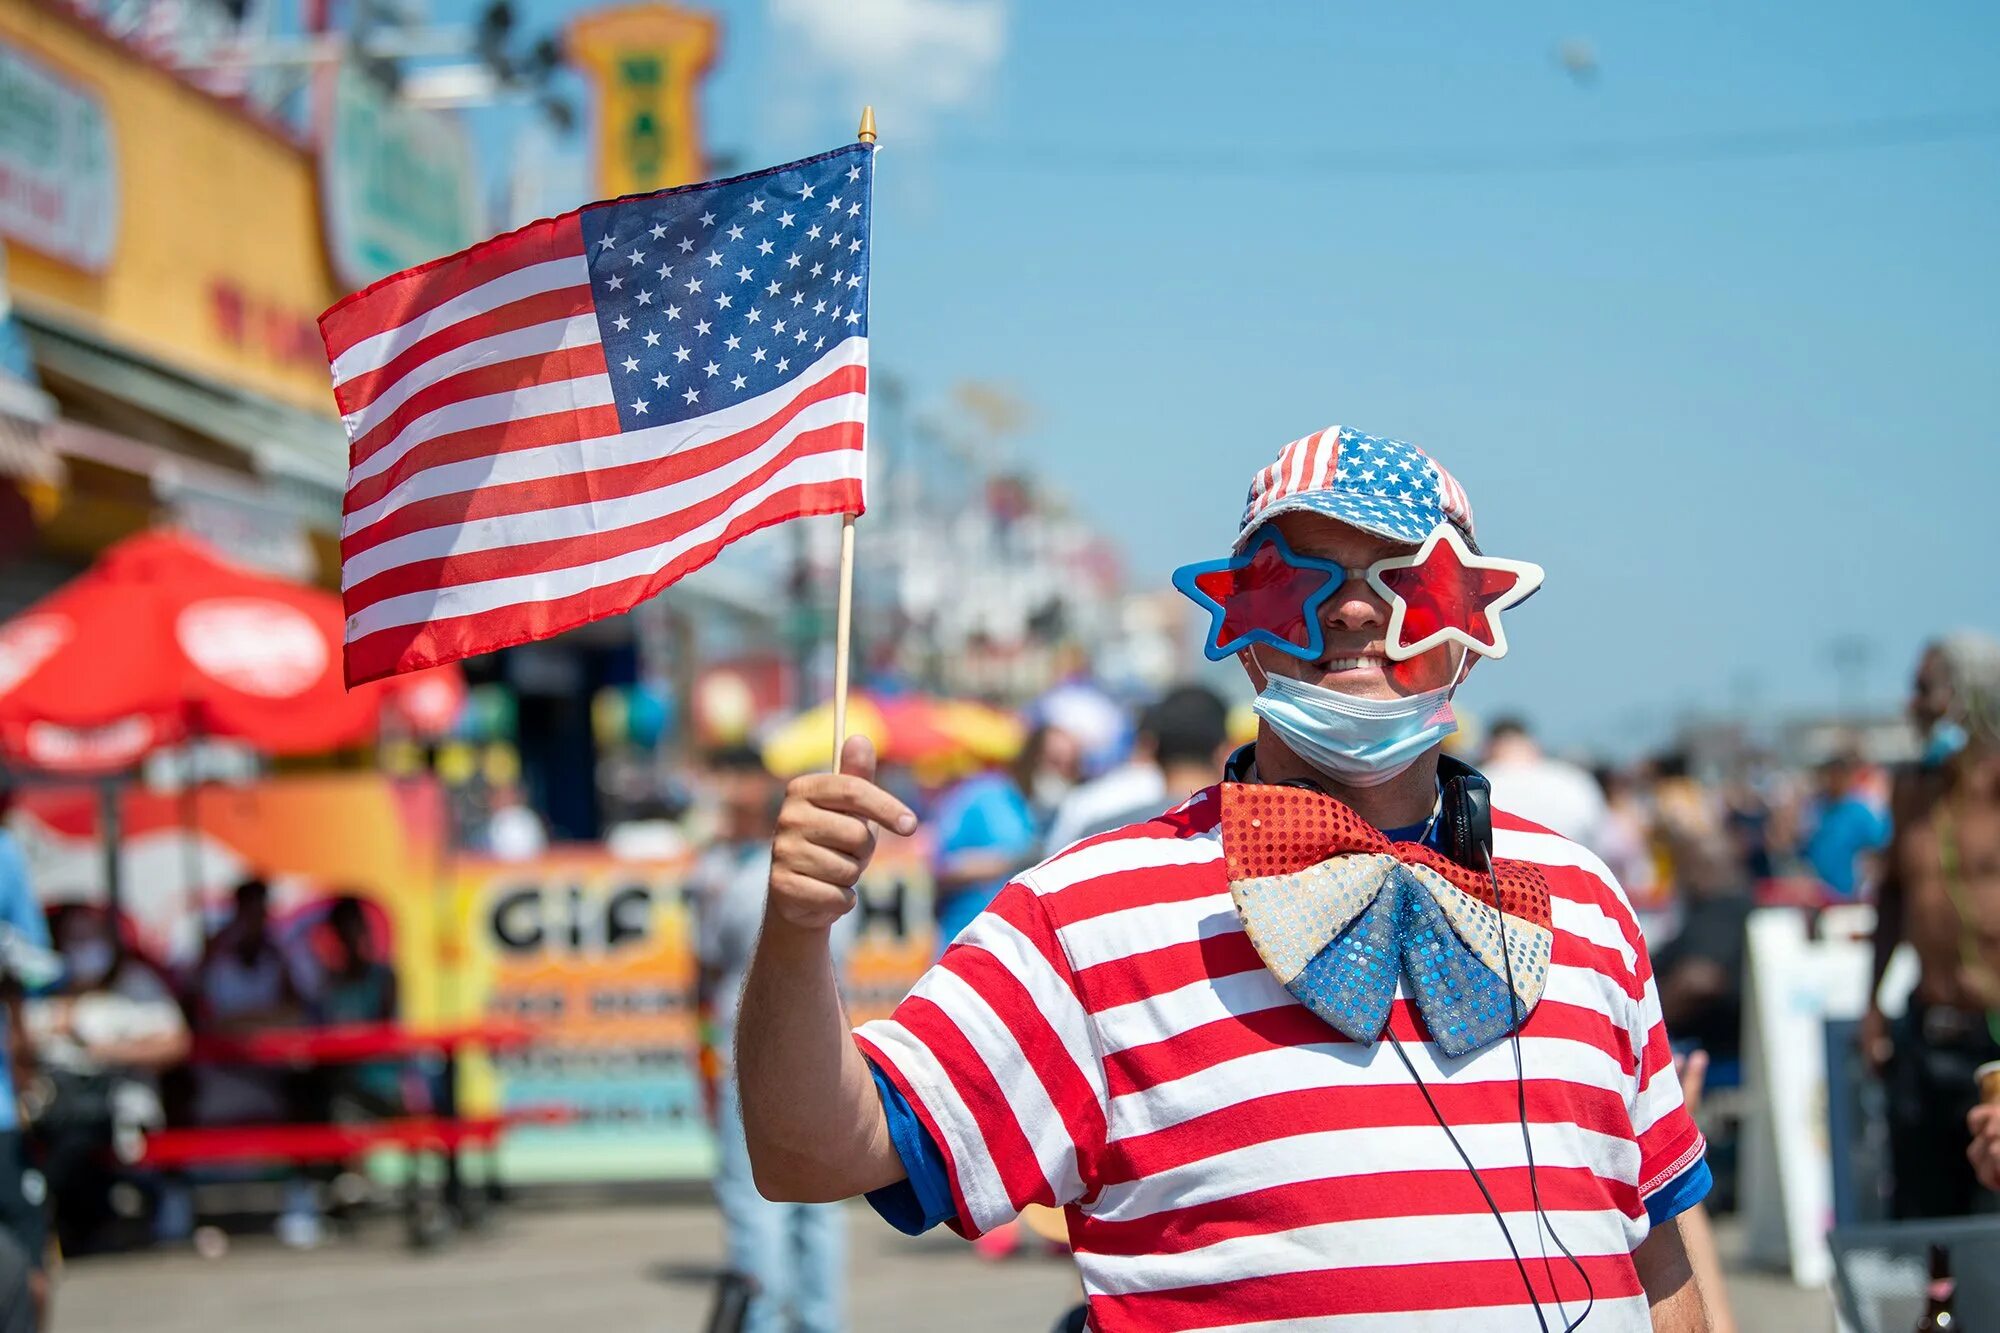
0,40,116,272
321,64,481,290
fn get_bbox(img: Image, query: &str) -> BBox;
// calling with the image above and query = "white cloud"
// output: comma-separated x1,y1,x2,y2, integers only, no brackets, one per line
769,0,1008,134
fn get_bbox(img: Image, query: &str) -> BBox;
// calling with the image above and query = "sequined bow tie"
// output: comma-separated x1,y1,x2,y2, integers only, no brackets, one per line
1221,783,1555,1057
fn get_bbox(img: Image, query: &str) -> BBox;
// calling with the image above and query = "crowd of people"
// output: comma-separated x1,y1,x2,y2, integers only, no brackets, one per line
0,610,1992,1330
670,619,2000,1332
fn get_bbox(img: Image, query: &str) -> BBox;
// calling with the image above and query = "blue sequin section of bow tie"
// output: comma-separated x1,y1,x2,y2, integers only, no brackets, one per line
1238,859,1545,1057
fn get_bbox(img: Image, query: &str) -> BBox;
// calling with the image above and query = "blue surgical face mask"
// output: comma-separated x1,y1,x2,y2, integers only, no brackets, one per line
1924,718,1969,768
1252,667,1459,788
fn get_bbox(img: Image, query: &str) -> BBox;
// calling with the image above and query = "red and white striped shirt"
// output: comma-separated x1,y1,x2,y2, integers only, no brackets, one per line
856,789,1705,1331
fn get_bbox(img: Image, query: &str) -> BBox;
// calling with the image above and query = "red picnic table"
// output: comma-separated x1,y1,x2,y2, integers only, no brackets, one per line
157,1019,555,1246
190,1018,536,1066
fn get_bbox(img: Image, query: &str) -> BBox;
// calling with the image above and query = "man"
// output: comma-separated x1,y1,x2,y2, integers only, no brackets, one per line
313,897,402,1118
0,783,52,1320
1043,684,1231,854
187,877,321,1245
1861,631,2000,1218
31,905,189,1253
1482,716,1610,855
927,759,1039,950
693,747,847,1333
1799,753,1890,901
740,426,1713,1329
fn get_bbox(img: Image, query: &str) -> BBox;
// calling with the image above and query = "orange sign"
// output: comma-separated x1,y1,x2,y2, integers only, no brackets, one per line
566,4,718,199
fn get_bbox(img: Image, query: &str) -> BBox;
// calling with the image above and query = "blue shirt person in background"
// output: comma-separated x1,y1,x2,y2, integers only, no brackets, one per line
925,766,1038,950
1802,754,1891,898
0,783,54,1307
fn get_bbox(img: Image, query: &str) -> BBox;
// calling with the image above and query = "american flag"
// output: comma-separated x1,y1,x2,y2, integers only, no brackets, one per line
319,144,873,685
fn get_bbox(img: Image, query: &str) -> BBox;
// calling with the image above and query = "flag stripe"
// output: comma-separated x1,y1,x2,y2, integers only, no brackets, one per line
342,475,862,683
342,388,862,586
338,304,600,441
345,343,612,474
345,447,863,640
342,349,864,543
323,214,588,369
344,420,862,603
340,401,628,522
346,373,619,495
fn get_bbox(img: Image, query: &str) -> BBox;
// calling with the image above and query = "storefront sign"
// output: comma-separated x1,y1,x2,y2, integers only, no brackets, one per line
320,61,482,290
0,3,343,411
0,38,116,272
451,838,932,1183
567,4,717,199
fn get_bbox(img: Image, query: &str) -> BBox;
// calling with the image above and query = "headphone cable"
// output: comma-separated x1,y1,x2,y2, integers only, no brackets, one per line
1487,849,1596,1332
1383,1028,1552,1333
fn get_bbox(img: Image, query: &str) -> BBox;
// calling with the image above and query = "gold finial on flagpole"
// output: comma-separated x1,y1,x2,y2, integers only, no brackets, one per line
857,104,877,144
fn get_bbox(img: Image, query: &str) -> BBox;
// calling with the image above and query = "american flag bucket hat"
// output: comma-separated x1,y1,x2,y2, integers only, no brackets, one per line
1236,425,1476,551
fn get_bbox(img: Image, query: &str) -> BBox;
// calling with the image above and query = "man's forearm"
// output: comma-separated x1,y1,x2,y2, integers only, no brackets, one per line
735,911,904,1202
1636,1216,1713,1332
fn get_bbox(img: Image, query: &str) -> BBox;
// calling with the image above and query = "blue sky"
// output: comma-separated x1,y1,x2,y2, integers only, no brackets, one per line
442,1,2000,751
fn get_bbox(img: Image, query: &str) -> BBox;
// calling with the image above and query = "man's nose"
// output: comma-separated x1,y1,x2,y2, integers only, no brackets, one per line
1323,575,1388,633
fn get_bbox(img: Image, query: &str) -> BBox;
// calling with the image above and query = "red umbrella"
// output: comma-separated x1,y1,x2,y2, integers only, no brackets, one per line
0,530,462,773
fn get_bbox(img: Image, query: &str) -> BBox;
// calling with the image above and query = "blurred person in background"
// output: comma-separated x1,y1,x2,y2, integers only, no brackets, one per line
1970,1098,2000,1194
1650,758,1754,1072
692,746,847,1333
1043,684,1230,852
1013,724,1085,836
1799,752,1890,900
1862,631,2000,1218
0,781,53,1315
312,897,402,1118
187,877,319,1246
1650,836,1754,1074
483,783,549,861
28,905,188,1255
1594,764,1667,937
926,754,1039,950
1480,715,1609,852
190,878,305,1045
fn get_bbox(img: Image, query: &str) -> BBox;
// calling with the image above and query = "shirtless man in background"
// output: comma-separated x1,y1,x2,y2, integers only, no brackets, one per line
1862,631,2000,1218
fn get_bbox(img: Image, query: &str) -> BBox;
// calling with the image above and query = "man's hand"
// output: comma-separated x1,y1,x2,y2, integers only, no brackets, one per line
1857,1006,1894,1077
768,734,918,932
1969,1103,2000,1192
1675,1048,1710,1114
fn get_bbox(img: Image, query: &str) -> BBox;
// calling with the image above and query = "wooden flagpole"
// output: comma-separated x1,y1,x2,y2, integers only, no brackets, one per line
830,105,876,771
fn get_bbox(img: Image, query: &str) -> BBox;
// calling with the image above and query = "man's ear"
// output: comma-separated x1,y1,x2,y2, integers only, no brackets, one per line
1238,649,1268,693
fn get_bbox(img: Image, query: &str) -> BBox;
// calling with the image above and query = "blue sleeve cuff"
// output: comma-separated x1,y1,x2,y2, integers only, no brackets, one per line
863,1059,957,1236
1644,1156,1712,1228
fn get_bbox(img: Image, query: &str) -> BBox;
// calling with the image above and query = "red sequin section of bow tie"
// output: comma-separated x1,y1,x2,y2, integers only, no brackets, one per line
1219,782,1552,930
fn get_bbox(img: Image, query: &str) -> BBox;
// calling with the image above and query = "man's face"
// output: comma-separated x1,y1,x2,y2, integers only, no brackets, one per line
1912,647,1953,733
1242,513,1461,700
717,767,777,841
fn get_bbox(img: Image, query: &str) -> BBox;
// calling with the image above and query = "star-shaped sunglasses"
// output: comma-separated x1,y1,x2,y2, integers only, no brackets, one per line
1173,524,1545,664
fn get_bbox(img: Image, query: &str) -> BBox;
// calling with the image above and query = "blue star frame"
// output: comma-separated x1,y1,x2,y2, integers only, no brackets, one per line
1172,527,1353,663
